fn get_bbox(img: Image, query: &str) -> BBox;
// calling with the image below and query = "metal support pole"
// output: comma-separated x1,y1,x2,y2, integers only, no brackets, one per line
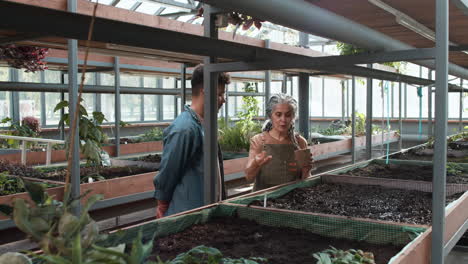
60,73,65,140
404,83,408,119
40,71,46,127
398,82,403,150
428,70,433,137
139,76,144,121
432,0,449,262
391,82,394,119
321,45,325,117
299,73,310,140
366,64,373,160
341,80,345,122
264,39,271,111
157,78,163,121
203,4,218,205
181,63,187,110
95,73,102,113
67,0,80,216
282,73,287,94
224,89,229,127
114,57,121,157
351,76,356,163
173,78,178,116
346,79,350,119
10,69,19,124
460,79,464,132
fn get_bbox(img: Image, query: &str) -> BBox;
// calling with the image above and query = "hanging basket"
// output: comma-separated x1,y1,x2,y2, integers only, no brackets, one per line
0,44,49,72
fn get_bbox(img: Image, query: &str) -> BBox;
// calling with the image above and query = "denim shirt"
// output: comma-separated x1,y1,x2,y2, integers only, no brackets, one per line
153,105,205,216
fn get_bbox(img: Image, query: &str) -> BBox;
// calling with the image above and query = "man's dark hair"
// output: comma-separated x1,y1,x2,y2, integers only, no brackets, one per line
191,64,230,96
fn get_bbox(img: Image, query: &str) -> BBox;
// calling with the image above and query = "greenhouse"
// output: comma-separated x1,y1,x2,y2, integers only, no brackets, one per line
0,0,467,263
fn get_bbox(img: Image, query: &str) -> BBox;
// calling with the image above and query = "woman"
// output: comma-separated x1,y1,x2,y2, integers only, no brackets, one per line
245,93,313,191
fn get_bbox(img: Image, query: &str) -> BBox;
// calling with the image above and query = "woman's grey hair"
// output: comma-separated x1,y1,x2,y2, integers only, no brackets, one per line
262,93,300,149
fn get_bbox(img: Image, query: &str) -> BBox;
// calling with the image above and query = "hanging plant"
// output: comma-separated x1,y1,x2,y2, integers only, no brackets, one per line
0,44,49,72
197,8,264,38
336,42,406,73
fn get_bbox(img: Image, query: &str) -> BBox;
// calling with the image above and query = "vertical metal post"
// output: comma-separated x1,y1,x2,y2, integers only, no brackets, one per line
282,73,287,94
67,0,80,216
321,45,325,117
224,90,229,127
173,78,179,116
299,73,310,140
459,79,464,132
181,63,187,110
366,64,373,160
95,73,101,113
10,69,20,124
40,71,46,127
432,0,449,262
114,57,121,157
203,4,218,205
60,73,65,140
428,70,433,137
139,76,144,121
351,76,356,163
404,83,408,119
398,82,403,150
346,79,350,119
157,77,163,121
264,39,271,111
391,82,394,119
341,80,345,122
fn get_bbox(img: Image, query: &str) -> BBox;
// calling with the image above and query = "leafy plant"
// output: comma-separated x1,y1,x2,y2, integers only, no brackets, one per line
156,245,267,264
54,99,107,166
0,45,49,72
0,159,45,179
219,83,262,152
313,247,375,264
0,117,41,149
446,163,464,176
0,179,156,264
336,42,406,73
0,171,26,196
138,127,164,143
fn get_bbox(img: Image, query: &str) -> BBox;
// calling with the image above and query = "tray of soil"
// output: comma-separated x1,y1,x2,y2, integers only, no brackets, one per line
111,154,160,171
391,145,468,163
37,164,156,183
104,204,421,264
228,174,466,225
334,159,468,195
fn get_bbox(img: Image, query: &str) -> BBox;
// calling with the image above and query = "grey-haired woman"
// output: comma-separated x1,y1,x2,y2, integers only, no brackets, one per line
245,93,313,191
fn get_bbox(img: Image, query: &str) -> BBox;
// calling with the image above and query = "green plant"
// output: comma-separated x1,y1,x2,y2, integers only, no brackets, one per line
0,179,155,264
156,245,267,264
0,117,40,149
219,83,262,152
336,42,406,73
447,163,464,176
0,172,25,196
138,127,164,143
54,99,107,166
313,247,375,264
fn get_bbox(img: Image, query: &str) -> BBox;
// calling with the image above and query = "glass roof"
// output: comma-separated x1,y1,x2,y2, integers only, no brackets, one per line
90,0,334,48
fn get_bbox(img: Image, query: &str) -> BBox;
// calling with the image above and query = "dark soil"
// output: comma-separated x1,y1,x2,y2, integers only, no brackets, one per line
38,165,155,182
151,217,402,264
391,146,468,163
0,160,44,178
137,154,161,163
250,183,463,225
346,163,468,184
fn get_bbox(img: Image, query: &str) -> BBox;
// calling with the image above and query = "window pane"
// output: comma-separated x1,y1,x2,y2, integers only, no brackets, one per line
144,95,158,121
0,67,10,81
163,95,175,120
121,74,140,87
121,95,141,121
100,73,115,86
19,92,41,121
323,79,341,117
45,93,62,125
310,77,322,117
45,70,61,83
101,94,115,122
18,70,41,83
0,91,10,126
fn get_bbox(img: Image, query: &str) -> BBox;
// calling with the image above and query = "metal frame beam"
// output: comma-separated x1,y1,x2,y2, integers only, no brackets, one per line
114,57,121,157
366,64,373,160
0,33,44,45
351,76,356,163
432,0,449,262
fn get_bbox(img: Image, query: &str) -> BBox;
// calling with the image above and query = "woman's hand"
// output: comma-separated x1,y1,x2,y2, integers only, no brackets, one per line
254,151,272,167
301,153,314,179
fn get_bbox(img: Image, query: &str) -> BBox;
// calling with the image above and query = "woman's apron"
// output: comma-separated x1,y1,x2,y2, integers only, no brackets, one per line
253,134,300,191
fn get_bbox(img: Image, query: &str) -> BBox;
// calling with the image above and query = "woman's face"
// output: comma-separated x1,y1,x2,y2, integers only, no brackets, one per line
271,103,295,133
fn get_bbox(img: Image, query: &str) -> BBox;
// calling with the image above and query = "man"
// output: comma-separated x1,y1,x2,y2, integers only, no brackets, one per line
154,64,230,218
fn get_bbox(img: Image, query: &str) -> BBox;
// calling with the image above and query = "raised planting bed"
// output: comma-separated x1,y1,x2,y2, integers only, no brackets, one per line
103,140,163,157
229,175,464,226
104,204,424,264
310,131,399,161
391,144,468,163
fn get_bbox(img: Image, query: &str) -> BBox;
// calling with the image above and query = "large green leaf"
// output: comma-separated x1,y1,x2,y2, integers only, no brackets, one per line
92,112,106,124
22,179,46,205
54,100,69,112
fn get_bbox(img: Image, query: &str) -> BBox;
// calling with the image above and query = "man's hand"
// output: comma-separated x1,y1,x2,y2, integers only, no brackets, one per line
254,151,273,167
156,200,170,219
